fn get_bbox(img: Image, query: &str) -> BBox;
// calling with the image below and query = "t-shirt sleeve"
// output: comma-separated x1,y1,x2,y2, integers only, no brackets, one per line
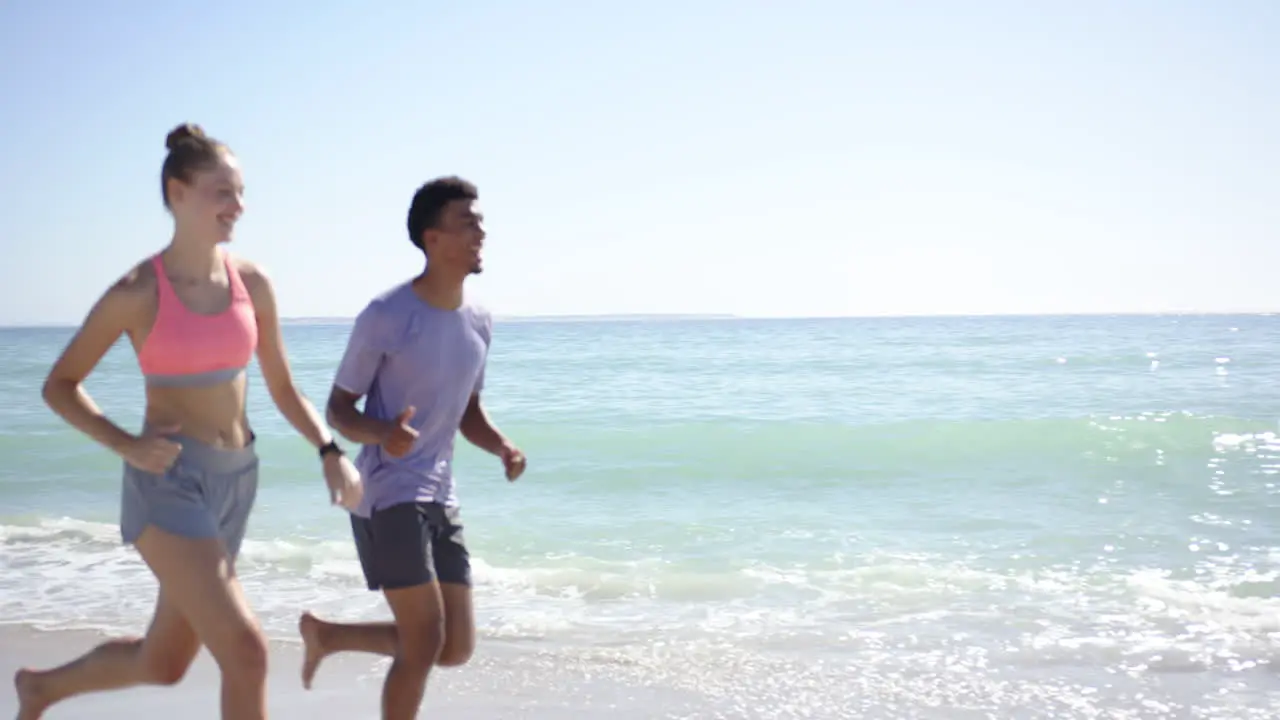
472,310,493,395
333,302,388,397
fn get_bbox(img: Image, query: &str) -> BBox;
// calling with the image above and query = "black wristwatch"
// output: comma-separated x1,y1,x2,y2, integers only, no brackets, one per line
318,439,344,459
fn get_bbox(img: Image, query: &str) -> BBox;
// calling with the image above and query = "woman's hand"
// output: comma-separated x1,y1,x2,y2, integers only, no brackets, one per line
323,453,364,511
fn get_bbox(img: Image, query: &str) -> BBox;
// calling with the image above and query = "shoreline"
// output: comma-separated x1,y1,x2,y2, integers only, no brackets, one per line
0,624,697,719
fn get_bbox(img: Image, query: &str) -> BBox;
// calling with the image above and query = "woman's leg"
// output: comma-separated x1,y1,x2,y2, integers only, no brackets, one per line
13,588,201,719
132,525,270,720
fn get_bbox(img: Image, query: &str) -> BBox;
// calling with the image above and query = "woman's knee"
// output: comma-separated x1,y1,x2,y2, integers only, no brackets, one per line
137,639,200,686
210,623,269,680
139,651,193,686
134,531,267,681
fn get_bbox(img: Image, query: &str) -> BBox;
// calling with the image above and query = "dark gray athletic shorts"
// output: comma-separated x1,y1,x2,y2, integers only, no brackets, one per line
350,502,471,590
120,433,259,560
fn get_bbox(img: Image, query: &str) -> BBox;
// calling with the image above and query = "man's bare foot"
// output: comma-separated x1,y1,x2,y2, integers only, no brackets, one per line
14,669,51,720
298,612,328,690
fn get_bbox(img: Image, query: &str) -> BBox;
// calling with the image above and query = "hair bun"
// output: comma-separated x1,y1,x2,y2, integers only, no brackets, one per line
165,123,207,151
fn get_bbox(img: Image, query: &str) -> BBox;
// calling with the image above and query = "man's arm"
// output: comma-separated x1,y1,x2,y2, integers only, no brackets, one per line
459,311,525,480
458,312,510,455
326,387,395,446
459,393,513,456
325,299,401,447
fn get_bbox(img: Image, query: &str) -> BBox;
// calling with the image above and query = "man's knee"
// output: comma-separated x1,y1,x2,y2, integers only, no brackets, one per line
436,580,475,668
435,645,472,667
398,620,446,672
384,580,449,673
436,633,474,667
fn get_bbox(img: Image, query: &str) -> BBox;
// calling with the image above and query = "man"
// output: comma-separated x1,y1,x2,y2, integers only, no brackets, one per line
297,176,526,719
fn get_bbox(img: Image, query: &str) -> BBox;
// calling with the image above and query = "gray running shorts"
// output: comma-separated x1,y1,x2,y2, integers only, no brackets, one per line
120,433,259,560
350,502,471,590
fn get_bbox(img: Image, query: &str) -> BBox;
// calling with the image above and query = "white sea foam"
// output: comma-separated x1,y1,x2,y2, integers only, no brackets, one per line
3,517,1276,676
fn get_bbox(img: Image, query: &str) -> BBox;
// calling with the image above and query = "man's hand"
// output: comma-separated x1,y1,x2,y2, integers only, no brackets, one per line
380,406,419,457
323,452,363,511
500,443,526,482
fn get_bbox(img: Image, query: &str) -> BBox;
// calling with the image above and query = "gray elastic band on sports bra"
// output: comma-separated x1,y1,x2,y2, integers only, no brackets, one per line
143,366,246,388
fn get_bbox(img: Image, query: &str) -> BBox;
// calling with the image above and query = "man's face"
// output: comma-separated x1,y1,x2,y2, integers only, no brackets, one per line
425,198,485,275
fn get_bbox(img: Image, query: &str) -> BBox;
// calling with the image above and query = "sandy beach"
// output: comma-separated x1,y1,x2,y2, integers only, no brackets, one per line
0,624,699,719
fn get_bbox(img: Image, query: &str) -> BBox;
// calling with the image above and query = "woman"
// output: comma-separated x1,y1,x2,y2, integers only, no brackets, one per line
13,123,362,720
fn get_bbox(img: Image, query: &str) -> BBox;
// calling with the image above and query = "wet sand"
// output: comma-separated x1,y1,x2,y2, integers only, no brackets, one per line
0,624,701,719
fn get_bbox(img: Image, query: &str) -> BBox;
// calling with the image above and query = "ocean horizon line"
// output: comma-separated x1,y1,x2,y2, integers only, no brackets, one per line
0,309,1273,330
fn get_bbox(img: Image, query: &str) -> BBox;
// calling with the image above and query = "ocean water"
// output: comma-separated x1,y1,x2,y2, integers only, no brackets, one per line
1,315,1278,718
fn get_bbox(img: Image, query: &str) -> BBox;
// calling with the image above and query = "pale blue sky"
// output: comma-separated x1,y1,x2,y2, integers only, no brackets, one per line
1,1,1276,325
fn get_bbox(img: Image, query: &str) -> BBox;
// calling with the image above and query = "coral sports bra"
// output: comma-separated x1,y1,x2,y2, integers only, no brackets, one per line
136,254,258,387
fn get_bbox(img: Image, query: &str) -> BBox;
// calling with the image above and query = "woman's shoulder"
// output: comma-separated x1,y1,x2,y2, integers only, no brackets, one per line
225,252,271,297
108,257,159,300
90,257,160,323
225,251,260,277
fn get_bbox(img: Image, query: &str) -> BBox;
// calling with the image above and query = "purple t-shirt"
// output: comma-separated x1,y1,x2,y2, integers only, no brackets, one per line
332,282,491,517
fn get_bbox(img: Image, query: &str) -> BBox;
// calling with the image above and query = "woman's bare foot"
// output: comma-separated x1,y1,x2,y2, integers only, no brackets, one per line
298,612,329,690
14,669,51,720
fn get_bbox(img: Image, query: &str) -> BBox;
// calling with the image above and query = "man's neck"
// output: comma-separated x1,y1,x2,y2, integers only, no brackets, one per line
412,265,466,310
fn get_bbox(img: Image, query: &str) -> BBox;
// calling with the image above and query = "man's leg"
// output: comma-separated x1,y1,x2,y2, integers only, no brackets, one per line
433,584,474,667
298,584,470,681
299,509,403,688
298,613,397,688
368,503,453,720
428,504,474,667
299,502,451,719
381,582,445,719
299,503,476,688
298,585,469,683
301,585,450,719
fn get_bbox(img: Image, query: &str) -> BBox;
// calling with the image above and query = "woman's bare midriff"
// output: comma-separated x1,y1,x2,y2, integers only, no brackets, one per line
143,373,253,448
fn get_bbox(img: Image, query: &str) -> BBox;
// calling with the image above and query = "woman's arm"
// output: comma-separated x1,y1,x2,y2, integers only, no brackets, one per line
241,261,332,449
241,260,362,509
43,274,146,455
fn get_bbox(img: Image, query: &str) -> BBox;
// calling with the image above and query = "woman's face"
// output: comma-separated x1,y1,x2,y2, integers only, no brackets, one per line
169,152,245,244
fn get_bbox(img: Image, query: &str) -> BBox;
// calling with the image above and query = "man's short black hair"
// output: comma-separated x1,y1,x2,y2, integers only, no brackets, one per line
406,176,478,251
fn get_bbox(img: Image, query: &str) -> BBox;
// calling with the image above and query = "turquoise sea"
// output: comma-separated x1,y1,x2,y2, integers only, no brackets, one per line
1,315,1278,718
